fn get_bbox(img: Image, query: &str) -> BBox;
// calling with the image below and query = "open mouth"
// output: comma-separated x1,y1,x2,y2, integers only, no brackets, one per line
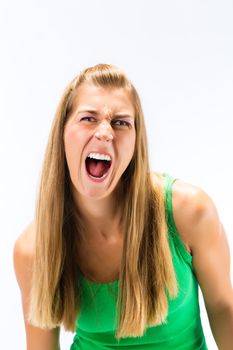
85,153,112,179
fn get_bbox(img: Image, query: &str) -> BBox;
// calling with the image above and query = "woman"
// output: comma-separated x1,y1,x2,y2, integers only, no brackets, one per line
14,64,233,349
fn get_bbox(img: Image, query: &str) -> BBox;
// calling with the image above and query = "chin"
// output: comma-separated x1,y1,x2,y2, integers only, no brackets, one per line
76,180,111,197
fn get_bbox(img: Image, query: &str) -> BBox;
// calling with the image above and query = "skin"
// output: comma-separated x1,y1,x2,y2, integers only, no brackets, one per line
63,84,136,238
13,85,233,349
63,84,136,280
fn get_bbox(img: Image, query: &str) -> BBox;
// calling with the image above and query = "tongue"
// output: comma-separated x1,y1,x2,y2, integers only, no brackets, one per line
86,159,110,178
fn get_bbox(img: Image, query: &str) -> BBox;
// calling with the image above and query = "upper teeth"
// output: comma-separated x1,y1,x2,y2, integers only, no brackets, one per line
88,152,111,161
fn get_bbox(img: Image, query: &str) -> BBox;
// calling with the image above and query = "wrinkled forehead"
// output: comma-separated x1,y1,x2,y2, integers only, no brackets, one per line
69,83,136,117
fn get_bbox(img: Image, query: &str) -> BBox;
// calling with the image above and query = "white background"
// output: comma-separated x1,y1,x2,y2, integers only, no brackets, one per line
0,1,232,349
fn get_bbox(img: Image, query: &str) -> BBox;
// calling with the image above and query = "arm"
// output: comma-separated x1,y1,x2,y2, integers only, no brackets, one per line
13,223,60,350
172,180,233,350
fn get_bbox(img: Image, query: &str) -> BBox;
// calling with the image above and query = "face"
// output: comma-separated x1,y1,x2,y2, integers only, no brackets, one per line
63,83,136,201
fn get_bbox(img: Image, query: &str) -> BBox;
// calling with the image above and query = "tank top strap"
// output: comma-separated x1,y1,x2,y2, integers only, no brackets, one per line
162,172,193,267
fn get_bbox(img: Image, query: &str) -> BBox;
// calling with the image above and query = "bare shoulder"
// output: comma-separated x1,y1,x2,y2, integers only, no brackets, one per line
14,223,61,349
14,222,36,263
151,171,217,216
171,177,221,252
172,177,233,320
172,178,211,217
13,222,36,292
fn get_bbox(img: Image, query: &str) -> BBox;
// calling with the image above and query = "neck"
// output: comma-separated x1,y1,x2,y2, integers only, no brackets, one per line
73,189,123,240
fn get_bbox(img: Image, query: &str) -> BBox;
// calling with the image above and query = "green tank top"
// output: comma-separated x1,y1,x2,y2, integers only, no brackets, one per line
70,173,208,350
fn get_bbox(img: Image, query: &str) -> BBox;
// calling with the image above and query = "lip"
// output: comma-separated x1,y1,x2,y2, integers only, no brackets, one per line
83,149,114,183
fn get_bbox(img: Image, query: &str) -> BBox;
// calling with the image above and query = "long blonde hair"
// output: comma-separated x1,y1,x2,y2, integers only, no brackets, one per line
29,64,177,338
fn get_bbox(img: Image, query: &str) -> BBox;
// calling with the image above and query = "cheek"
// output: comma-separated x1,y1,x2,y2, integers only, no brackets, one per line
64,126,86,158
64,128,83,174
125,133,136,156
118,132,136,163
64,130,75,165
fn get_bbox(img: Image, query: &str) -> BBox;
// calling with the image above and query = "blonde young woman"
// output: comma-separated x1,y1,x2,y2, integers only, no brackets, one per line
14,64,233,350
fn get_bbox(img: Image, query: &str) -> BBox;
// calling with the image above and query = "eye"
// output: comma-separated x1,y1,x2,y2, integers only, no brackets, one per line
80,116,96,122
111,119,131,128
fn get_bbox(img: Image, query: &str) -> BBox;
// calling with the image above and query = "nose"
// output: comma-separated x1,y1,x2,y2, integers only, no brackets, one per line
94,120,114,142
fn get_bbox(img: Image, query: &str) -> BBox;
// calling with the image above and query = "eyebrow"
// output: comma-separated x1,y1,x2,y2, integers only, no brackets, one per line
76,108,98,115
114,113,134,119
76,108,134,119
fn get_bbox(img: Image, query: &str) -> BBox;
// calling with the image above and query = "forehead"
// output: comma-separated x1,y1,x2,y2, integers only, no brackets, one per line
72,83,135,115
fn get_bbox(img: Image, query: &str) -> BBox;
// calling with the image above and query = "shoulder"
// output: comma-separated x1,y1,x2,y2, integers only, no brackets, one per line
13,223,61,348
151,172,221,253
151,171,209,214
13,222,36,293
171,176,233,314
14,221,36,263
171,177,221,253
172,177,212,219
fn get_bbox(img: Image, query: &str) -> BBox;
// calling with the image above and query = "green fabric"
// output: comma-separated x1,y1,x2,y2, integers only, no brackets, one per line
70,173,208,350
